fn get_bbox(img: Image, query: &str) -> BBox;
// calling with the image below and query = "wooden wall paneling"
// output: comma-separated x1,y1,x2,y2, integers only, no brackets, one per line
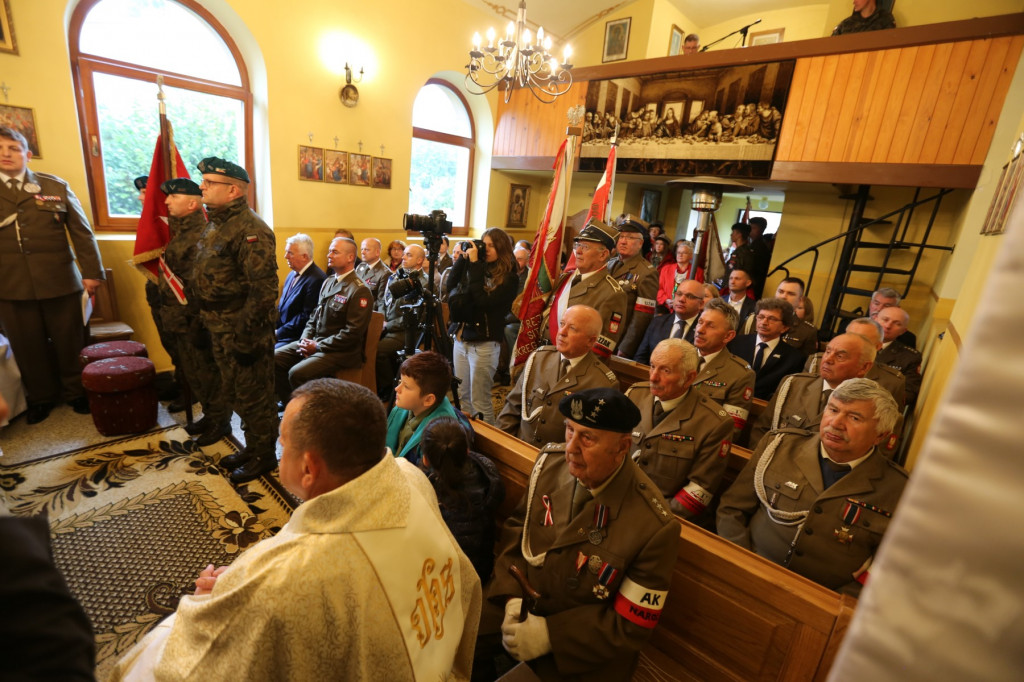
951,37,1012,165
814,53,855,162
773,59,810,160
901,41,954,164
842,51,881,162
828,52,871,163
886,43,936,164
852,48,901,163
870,46,919,163
803,55,839,162
918,40,974,164
934,38,995,164
791,57,826,160
971,35,1024,165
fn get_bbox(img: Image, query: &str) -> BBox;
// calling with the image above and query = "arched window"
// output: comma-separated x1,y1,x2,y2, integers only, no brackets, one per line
70,0,252,230
409,79,474,234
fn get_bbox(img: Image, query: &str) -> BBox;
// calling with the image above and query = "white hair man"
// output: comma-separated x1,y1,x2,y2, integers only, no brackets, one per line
626,338,734,521
276,233,327,349
718,378,908,596
875,306,922,407
608,214,659,358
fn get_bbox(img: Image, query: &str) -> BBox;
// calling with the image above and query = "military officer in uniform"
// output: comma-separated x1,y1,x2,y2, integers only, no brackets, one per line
607,214,658,358
626,339,734,521
692,298,756,439
751,333,877,447
155,178,220,435
876,307,922,408
804,318,907,409
0,126,104,424
498,305,617,447
355,237,389,305
717,378,908,596
133,175,148,203
275,236,373,404
541,219,627,359
482,387,680,681
193,156,278,484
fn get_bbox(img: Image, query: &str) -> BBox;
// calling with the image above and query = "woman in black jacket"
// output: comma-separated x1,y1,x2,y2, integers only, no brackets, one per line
446,227,518,424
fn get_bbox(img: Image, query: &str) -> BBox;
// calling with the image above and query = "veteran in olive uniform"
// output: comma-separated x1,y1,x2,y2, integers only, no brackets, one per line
692,298,756,438
482,387,680,682
156,178,221,431
193,157,279,484
876,306,922,408
498,305,617,447
0,126,104,424
355,237,390,306
275,236,373,404
607,214,658,359
542,220,628,359
717,378,908,596
626,339,734,521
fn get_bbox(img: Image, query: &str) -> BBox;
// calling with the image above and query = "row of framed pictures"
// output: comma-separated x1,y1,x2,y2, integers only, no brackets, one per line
298,144,392,189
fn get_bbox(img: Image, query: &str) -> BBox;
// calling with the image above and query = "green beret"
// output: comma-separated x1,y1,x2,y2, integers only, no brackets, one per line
574,219,617,251
133,176,148,191
559,387,641,433
160,178,202,196
197,156,250,183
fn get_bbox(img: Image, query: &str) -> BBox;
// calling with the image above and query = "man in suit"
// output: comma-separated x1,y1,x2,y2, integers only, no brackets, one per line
692,298,756,438
497,305,617,447
633,279,705,365
722,268,756,326
0,126,104,424
626,339,734,521
869,287,916,348
750,332,876,446
728,298,805,400
275,237,372,407
739,278,819,358
718,378,908,596
275,233,326,349
355,237,389,305
542,219,627,359
481,387,679,681
607,214,658,358
876,306,923,408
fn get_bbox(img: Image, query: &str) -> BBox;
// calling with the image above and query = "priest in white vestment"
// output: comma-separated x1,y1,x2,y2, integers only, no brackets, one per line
112,378,482,681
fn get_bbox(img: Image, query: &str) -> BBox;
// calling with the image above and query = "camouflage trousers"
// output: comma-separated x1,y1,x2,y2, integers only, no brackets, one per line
146,282,183,386
206,326,278,457
172,328,221,419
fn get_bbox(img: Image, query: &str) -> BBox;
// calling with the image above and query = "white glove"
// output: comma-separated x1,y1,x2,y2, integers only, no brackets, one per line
501,598,552,661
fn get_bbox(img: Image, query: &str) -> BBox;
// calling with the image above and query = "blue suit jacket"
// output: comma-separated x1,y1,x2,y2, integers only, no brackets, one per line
275,263,327,348
633,312,697,365
728,333,806,401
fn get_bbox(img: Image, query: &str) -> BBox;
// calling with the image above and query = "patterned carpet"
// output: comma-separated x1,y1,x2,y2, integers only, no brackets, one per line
0,426,296,681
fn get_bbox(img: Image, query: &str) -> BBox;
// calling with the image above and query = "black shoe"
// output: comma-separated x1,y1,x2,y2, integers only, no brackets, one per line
184,416,211,436
493,370,511,386
219,449,253,470
167,397,196,412
157,385,181,401
69,396,91,414
229,455,278,484
25,403,54,425
194,423,232,446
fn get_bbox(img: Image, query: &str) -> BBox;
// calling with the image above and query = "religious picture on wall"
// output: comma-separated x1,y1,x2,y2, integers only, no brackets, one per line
324,149,348,184
0,104,40,157
668,25,684,56
349,153,371,186
506,184,530,228
603,18,630,63
0,0,17,55
579,60,797,180
298,145,324,182
641,190,661,223
371,157,392,189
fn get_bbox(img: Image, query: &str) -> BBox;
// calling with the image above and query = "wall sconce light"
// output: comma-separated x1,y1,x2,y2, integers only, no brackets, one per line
340,63,364,108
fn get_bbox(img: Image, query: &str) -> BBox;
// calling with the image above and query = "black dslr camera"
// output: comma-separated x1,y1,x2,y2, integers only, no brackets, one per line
460,239,486,253
403,210,452,235
387,268,425,300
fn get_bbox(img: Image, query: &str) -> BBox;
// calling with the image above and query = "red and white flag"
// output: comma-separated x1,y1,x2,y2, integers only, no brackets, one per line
565,137,617,273
743,195,752,224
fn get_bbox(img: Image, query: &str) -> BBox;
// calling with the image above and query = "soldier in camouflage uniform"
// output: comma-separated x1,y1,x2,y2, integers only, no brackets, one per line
155,179,221,436
193,157,279,484
608,214,659,359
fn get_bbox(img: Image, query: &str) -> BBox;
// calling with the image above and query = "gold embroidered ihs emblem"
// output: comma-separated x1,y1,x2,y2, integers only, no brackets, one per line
411,557,456,647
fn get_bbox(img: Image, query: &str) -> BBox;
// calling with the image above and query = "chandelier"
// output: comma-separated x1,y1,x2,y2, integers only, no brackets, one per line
465,0,574,104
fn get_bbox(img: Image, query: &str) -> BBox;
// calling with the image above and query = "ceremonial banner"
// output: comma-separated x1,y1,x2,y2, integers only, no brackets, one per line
132,131,189,286
565,143,617,273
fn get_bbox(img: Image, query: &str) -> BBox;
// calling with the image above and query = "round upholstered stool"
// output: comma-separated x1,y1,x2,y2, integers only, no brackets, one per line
81,356,158,436
79,340,149,368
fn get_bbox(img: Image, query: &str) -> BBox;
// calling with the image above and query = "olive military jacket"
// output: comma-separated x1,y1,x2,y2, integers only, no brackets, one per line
606,252,659,359
302,270,373,366
692,348,756,440
157,209,208,332
543,270,628,358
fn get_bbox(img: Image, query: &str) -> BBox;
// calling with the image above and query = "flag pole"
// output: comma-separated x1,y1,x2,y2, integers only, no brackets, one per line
603,123,620,224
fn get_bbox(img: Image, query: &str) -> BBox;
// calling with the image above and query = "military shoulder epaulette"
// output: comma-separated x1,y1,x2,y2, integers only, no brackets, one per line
540,442,566,454
726,353,752,371
876,364,904,378
536,345,559,354
883,458,910,477
773,426,812,437
634,476,674,523
605,369,616,382
696,394,729,419
624,382,651,397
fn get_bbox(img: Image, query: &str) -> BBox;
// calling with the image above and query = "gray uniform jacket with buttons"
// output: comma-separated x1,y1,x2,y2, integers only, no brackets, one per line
497,346,617,447
717,429,908,595
626,383,734,520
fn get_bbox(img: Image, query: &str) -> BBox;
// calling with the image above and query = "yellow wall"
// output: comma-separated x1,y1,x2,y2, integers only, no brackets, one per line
700,5,831,49
644,0,700,59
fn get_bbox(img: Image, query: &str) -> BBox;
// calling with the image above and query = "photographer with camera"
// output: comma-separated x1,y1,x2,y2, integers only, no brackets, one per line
446,228,518,424
375,244,429,400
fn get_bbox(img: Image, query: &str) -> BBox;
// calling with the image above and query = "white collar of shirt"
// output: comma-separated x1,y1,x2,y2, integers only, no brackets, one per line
729,292,747,303
699,348,721,366
296,261,313,277
822,378,839,391
335,269,354,283
586,454,627,495
578,268,601,283
819,443,873,470
657,389,689,415
0,170,27,186
365,258,382,268
561,353,585,370
755,335,781,354
881,340,895,349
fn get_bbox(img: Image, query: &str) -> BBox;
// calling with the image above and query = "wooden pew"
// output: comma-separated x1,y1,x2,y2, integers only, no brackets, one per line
471,419,854,682
335,310,384,394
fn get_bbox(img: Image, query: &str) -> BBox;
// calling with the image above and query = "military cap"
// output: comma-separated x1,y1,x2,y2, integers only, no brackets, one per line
197,156,250,183
615,213,649,234
559,387,641,433
160,177,202,196
574,219,617,251
133,175,148,191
